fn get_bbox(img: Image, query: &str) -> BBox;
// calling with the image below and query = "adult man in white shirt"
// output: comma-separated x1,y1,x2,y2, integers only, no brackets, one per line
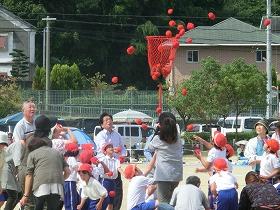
94,112,126,210
13,100,36,167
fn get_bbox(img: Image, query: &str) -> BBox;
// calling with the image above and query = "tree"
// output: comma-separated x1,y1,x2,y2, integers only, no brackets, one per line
32,66,46,90
50,63,82,90
0,82,21,118
220,59,266,137
9,49,29,80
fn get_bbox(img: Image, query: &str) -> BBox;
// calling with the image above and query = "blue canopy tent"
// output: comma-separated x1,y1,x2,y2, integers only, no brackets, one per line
0,112,23,126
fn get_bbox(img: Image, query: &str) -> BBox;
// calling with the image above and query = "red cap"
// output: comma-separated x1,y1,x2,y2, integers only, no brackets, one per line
124,164,136,179
225,144,235,157
81,144,94,153
65,143,79,152
102,143,113,153
213,132,227,148
79,150,92,164
78,163,92,173
266,139,280,153
213,158,228,171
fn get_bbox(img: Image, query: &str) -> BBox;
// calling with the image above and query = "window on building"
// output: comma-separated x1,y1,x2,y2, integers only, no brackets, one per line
256,50,266,62
187,50,199,63
0,36,7,49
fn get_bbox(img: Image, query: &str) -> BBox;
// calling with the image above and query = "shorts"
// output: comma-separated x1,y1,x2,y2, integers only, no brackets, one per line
131,200,156,210
0,191,8,201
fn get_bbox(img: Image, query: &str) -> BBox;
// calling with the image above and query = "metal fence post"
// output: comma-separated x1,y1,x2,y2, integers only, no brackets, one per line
130,90,133,109
100,90,103,114
69,90,72,117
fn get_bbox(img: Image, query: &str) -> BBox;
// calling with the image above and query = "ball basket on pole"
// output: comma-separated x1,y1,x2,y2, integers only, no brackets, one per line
146,36,179,114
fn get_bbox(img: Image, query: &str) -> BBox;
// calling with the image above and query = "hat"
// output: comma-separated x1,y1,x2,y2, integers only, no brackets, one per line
225,144,235,157
102,143,113,153
255,120,269,134
213,158,228,171
0,132,8,145
65,143,79,152
213,131,227,148
124,164,136,179
35,115,52,132
79,150,92,164
275,121,280,129
266,139,280,153
81,144,94,153
78,163,92,173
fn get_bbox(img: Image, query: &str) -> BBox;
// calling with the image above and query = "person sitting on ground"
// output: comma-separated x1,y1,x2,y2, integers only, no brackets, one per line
169,175,210,210
238,171,280,210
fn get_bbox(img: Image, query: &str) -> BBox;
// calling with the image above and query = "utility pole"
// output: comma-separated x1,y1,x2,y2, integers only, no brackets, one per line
43,28,46,68
266,0,272,119
42,16,56,111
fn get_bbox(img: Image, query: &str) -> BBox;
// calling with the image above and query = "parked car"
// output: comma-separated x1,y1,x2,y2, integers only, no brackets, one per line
217,116,263,133
93,124,154,148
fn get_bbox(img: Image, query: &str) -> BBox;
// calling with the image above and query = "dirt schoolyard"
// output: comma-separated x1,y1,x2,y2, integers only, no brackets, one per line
120,155,250,210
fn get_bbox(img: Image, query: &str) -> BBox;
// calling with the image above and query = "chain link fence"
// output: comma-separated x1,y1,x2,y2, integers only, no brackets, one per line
21,89,279,120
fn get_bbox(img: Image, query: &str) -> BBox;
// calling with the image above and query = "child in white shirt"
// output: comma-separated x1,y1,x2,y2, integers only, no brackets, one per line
99,143,122,210
125,164,158,210
209,158,238,210
77,163,108,210
64,143,79,210
259,139,280,183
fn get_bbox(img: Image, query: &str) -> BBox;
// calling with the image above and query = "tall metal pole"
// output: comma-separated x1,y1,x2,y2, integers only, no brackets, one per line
43,28,46,68
266,0,272,119
42,16,56,111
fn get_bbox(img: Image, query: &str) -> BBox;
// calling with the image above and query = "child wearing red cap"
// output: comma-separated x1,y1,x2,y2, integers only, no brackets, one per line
124,164,158,210
258,139,280,183
209,158,238,210
99,143,122,210
64,143,79,210
194,132,227,210
77,163,108,210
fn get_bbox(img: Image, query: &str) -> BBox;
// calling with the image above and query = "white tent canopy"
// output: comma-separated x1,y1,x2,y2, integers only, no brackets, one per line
113,109,153,123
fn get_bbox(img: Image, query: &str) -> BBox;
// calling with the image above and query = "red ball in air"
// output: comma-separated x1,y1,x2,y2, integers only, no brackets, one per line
119,156,125,164
179,28,185,36
181,88,187,96
208,12,216,21
135,118,142,125
186,22,195,30
167,8,173,15
169,20,176,27
165,30,172,38
186,124,193,131
127,46,135,55
141,123,148,130
177,24,184,31
185,38,192,44
109,191,116,197
112,76,118,84
263,18,271,27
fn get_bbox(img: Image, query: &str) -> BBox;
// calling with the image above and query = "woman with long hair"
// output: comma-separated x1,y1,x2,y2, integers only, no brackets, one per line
148,112,183,203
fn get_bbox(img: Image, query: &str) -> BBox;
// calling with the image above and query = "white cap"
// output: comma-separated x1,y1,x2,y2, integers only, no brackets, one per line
0,131,8,145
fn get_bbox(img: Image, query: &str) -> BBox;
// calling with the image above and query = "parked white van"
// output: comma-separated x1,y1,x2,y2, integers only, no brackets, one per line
217,116,263,133
93,124,154,148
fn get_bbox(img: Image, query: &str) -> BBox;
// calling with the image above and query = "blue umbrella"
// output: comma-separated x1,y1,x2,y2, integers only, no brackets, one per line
67,128,96,150
0,112,23,126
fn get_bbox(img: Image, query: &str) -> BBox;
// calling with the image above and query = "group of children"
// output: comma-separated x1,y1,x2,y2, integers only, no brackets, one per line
193,128,280,210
